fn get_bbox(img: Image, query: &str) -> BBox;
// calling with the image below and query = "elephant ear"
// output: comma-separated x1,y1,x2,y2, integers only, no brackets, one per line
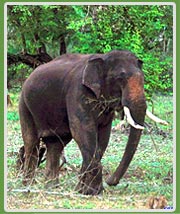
82,57,104,99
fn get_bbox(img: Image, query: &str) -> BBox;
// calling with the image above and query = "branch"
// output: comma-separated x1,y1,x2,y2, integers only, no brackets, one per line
7,52,53,68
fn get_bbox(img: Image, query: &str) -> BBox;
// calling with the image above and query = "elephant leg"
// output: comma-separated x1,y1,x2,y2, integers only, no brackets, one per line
98,122,112,159
69,123,103,195
77,122,112,193
23,142,39,185
19,98,39,185
44,136,63,188
76,121,112,195
44,135,72,188
76,122,112,195
20,128,39,185
67,103,106,195
75,145,103,195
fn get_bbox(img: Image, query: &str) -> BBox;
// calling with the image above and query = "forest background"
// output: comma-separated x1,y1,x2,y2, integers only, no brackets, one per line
7,5,173,97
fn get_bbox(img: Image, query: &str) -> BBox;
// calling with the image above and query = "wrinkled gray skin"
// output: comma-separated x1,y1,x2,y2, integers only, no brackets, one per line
19,50,147,195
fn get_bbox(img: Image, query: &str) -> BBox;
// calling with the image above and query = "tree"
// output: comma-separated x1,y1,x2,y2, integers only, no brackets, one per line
7,5,173,96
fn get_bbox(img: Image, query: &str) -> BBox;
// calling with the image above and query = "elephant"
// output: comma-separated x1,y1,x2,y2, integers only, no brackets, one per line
19,50,167,195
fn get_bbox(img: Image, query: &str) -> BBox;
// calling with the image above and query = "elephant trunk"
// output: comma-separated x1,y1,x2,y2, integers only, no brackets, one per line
106,102,146,186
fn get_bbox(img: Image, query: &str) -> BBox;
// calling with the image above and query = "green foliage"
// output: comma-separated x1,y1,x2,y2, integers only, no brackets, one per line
8,63,32,88
8,5,74,56
143,54,173,99
7,5,173,98
7,111,19,121
67,5,173,98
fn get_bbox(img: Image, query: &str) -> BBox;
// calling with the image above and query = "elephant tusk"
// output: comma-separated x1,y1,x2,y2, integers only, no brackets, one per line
123,106,144,130
146,110,169,125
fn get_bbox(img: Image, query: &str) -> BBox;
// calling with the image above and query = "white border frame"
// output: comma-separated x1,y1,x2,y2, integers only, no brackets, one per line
4,2,176,212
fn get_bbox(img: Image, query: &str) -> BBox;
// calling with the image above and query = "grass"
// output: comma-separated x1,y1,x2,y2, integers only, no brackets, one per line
6,92,174,211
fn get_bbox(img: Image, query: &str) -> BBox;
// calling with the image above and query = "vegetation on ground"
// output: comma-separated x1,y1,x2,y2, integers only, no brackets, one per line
6,92,173,210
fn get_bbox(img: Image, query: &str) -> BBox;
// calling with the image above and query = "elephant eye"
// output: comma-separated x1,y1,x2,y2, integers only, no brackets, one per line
119,71,126,79
116,71,127,80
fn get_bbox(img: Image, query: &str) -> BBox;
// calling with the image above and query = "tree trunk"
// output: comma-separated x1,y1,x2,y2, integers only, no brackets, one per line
59,35,66,55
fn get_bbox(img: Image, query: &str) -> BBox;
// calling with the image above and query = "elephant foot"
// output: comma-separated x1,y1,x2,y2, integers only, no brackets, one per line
22,175,36,186
106,174,120,186
22,169,36,186
75,181,103,195
75,182,104,195
75,164,103,195
45,170,59,189
45,178,59,189
22,178,33,186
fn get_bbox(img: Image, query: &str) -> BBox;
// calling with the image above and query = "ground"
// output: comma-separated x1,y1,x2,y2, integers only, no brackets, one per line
6,93,174,211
